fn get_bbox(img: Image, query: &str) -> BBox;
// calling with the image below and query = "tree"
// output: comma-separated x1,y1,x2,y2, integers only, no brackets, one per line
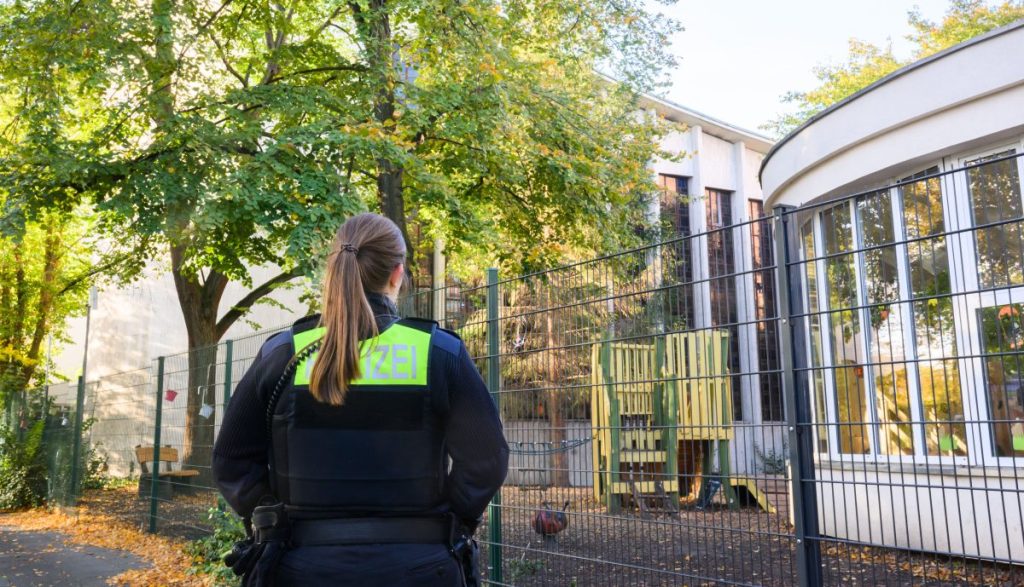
0,209,94,399
0,35,104,401
1,0,678,477
764,0,1024,137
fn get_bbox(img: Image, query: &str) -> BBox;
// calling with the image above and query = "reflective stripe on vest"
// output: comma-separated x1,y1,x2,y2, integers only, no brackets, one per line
292,323,431,387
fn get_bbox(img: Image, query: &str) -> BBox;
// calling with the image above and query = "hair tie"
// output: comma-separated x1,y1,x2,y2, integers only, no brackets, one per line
341,243,359,254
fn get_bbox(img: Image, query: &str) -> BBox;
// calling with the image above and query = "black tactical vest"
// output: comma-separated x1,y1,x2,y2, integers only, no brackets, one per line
270,318,447,515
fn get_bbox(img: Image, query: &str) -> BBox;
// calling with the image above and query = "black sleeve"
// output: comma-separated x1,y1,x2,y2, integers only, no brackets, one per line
212,333,292,518
440,341,509,522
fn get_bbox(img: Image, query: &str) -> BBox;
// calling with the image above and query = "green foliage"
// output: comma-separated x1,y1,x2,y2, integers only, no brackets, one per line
753,442,788,476
90,475,139,491
184,507,246,587
764,0,1024,137
0,418,47,510
0,0,679,298
908,0,1024,56
507,554,545,582
0,206,94,398
762,40,902,138
80,439,110,491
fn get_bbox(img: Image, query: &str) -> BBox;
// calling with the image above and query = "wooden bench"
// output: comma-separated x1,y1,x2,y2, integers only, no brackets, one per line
135,445,200,499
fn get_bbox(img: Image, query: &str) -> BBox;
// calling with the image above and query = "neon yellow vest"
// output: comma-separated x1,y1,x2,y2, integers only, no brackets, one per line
292,322,431,387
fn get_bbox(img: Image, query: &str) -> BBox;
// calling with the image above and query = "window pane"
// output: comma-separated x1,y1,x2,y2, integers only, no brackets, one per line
802,219,828,453
750,201,783,422
858,191,912,455
970,151,1024,288
915,301,967,456
660,174,695,331
707,188,741,420
863,248,914,455
902,171,966,457
979,304,1024,458
858,190,895,247
822,203,870,454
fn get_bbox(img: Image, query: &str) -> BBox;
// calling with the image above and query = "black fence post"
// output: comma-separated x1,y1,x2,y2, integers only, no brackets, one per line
149,357,165,533
486,267,503,585
772,205,823,587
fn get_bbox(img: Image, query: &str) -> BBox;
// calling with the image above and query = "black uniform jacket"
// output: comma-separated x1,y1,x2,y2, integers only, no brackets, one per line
212,294,509,524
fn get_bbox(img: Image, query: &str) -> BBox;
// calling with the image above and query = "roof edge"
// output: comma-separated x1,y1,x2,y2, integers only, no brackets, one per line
636,93,776,147
758,18,1024,185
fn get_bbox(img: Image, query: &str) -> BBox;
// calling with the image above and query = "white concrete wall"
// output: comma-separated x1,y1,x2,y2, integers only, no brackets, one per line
743,147,765,202
504,420,593,488
816,464,1024,561
54,264,310,383
651,127,697,179
700,132,739,191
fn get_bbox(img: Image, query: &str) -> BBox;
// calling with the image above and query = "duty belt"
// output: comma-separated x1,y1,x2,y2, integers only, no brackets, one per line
290,517,451,546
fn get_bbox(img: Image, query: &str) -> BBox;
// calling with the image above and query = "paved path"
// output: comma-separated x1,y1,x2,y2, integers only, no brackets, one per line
0,523,145,586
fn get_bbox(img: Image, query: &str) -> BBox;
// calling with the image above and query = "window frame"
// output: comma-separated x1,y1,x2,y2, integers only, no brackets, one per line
953,140,1024,467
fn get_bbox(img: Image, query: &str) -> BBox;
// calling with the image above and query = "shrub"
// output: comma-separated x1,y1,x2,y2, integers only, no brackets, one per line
185,506,246,586
0,419,48,510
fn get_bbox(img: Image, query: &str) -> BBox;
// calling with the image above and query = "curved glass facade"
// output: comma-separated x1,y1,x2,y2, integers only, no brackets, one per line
795,144,1024,463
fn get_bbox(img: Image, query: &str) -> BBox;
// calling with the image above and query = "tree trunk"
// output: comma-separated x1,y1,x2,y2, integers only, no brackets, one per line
170,243,225,487
546,313,569,487
355,0,417,284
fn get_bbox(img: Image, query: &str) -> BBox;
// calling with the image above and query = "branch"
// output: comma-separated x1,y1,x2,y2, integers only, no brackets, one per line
56,249,140,296
312,5,345,39
420,135,486,153
216,268,302,339
209,31,248,87
266,64,368,83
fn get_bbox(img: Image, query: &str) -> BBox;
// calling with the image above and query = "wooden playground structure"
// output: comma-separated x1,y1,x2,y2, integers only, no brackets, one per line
591,331,777,514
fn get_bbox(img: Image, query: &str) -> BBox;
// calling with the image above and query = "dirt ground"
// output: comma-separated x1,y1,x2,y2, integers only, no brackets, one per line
478,487,1024,586
86,484,1024,586
81,485,222,542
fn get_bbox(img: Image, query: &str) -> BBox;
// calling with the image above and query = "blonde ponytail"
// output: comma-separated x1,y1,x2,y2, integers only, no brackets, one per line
309,213,406,405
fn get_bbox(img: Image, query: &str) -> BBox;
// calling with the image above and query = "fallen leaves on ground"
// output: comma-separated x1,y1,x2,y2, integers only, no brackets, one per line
2,497,212,587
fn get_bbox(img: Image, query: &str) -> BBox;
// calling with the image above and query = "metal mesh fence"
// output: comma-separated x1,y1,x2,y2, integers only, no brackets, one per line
4,152,1022,584
777,151,1024,585
436,215,797,586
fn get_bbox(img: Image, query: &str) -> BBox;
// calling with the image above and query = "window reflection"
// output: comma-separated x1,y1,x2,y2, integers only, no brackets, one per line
979,304,1024,458
801,218,828,453
902,169,966,457
858,191,913,455
970,150,1024,288
821,203,869,454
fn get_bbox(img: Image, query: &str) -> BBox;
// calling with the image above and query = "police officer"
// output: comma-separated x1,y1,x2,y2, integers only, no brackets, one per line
213,213,509,586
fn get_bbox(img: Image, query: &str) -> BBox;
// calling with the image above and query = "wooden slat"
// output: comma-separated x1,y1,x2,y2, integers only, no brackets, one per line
135,446,179,464
611,480,679,494
666,331,734,440
162,470,200,478
619,450,667,462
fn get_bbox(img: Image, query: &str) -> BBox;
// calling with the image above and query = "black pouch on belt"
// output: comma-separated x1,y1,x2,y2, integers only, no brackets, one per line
233,502,290,587
449,515,482,587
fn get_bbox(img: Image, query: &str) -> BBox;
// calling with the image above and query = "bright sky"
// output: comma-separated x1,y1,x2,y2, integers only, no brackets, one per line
651,0,955,135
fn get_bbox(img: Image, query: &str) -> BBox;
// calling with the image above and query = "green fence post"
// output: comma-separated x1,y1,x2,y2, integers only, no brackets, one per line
223,340,233,408
218,340,233,512
149,357,165,533
601,337,622,513
68,376,87,506
656,336,679,504
486,268,502,585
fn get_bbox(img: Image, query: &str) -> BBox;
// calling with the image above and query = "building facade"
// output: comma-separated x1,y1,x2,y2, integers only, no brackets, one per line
643,96,779,431
761,21,1024,561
